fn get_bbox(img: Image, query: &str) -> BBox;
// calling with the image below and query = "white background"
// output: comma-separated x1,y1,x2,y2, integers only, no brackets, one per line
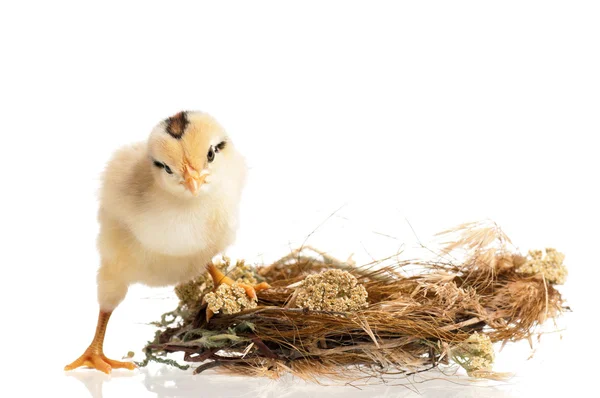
1,1,598,397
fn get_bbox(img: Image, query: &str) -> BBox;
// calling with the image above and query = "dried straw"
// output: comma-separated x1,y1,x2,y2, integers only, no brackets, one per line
139,221,568,382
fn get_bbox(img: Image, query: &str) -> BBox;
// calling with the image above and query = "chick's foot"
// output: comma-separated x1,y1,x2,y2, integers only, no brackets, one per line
64,348,136,374
205,263,271,321
206,263,270,299
206,268,271,322
64,310,136,374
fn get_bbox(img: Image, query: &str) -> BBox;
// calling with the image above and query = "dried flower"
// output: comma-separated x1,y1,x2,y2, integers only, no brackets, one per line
451,332,495,376
223,258,258,285
175,273,214,311
516,248,568,284
204,283,258,315
294,269,368,312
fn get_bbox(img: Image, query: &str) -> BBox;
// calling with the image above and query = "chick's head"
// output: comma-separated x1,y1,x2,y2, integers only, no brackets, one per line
148,111,246,199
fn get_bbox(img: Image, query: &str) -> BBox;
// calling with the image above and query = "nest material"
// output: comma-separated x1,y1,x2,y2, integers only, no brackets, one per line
291,268,369,311
140,221,568,381
204,284,258,315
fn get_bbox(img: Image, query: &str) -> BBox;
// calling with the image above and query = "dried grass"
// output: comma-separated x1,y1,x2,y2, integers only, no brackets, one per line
140,221,568,381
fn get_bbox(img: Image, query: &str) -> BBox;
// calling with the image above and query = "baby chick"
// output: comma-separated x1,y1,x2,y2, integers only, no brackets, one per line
64,111,268,374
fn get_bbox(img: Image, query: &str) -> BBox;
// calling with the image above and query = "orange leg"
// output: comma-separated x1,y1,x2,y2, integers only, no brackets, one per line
64,310,136,374
205,263,270,320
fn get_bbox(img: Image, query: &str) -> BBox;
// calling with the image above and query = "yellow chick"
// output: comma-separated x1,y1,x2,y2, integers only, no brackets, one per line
64,111,267,374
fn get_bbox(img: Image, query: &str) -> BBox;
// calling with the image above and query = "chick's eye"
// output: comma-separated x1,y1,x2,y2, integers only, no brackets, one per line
207,147,215,163
153,160,173,174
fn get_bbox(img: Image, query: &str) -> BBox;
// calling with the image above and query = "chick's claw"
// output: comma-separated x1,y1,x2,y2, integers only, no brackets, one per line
240,281,271,300
65,349,136,374
238,282,258,300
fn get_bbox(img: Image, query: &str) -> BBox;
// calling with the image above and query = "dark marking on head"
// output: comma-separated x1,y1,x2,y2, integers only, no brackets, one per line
165,111,189,139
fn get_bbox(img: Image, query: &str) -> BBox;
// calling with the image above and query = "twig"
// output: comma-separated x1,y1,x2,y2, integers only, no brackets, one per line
298,204,347,261
193,361,223,375
249,334,279,359
184,348,220,363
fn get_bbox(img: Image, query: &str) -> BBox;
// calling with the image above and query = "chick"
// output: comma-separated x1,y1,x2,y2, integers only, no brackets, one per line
64,111,268,374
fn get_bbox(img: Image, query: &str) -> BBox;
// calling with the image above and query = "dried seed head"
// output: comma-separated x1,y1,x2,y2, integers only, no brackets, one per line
451,332,495,376
223,258,258,285
175,273,214,310
516,248,568,284
204,284,258,315
294,269,368,312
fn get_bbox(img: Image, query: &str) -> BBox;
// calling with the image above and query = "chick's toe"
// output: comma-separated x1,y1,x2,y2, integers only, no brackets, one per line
206,263,271,301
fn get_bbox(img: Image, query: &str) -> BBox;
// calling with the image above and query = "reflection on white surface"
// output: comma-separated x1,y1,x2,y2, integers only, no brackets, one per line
66,364,516,398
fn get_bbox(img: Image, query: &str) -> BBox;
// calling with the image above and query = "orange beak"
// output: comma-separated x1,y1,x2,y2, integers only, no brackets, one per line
182,165,209,196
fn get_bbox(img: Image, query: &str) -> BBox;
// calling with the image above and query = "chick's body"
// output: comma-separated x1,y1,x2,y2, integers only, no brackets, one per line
97,139,244,310
65,111,253,374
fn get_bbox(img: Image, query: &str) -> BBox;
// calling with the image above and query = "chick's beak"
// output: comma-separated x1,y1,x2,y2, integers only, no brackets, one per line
182,165,209,196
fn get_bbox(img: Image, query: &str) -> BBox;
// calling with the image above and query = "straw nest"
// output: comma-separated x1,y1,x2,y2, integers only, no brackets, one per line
138,221,568,381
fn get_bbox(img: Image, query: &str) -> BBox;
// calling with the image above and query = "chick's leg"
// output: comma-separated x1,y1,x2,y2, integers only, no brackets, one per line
64,310,136,373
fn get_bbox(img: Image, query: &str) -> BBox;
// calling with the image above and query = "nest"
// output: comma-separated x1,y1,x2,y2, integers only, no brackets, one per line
139,221,568,382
